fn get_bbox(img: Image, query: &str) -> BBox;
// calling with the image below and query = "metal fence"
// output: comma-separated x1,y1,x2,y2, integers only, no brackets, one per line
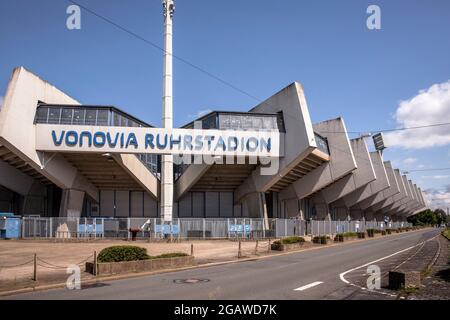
20,217,412,240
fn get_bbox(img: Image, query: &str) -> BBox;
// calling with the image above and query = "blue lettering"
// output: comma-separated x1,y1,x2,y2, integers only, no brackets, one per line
170,135,181,149
145,134,155,149
215,136,226,151
65,131,78,146
228,136,238,151
79,131,92,147
126,133,138,149
260,137,271,152
204,136,214,151
246,137,259,152
183,135,193,150
194,135,203,150
156,134,168,149
52,130,65,146
107,132,119,147
93,132,106,147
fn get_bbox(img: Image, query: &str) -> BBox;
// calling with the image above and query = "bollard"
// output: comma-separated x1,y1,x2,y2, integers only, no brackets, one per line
33,253,37,281
255,240,259,255
190,243,194,256
238,240,242,259
93,251,97,276
268,239,271,252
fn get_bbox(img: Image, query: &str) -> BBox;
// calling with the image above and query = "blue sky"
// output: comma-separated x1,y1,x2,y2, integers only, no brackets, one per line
1,0,450,208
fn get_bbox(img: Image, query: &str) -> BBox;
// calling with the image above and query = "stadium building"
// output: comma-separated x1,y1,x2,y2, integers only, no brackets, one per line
0,67,427,224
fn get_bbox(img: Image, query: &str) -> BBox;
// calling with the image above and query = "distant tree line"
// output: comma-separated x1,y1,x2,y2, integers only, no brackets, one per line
407,209,449,226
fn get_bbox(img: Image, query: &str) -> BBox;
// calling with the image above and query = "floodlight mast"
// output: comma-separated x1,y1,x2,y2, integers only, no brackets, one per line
161,0,175,224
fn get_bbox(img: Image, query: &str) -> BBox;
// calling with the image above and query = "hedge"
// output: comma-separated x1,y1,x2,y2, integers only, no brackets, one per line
97,246,189,263
97,246,150,262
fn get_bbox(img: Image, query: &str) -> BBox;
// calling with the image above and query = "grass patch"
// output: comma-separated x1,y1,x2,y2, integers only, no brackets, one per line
442,228,450,241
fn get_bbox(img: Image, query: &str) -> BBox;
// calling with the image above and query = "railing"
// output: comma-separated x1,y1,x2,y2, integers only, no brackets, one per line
20,217,412,240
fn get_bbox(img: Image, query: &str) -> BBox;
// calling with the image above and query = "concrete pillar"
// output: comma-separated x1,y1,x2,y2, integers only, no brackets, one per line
242,192,266,219
59,189,85,218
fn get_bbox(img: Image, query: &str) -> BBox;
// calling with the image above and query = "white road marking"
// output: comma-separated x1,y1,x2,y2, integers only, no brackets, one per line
338,233,439,297
294,281,323,291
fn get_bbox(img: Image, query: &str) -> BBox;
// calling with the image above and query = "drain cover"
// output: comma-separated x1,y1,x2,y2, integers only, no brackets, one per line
174,279,210,284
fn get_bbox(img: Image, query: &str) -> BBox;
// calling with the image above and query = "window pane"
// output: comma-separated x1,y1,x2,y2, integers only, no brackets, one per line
241,116,252,130
72,109,85,125
262,117,274,130
35,107,48,123
120,115,128,127
219,114,231,129
113,112,121,126
85,109,96,125
60,108,73,124
229,115,241,130
252,116,263,129
48,107,61,124
96,110,109,126
202,114,216,129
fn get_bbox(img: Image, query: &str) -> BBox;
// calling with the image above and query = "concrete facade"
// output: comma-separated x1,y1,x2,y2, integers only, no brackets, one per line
0,67,427,221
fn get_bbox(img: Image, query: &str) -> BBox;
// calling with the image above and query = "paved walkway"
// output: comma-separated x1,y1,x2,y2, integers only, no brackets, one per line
0,239,271,292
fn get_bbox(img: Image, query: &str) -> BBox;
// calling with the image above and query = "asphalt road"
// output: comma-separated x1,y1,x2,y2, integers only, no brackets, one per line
4,228,441,300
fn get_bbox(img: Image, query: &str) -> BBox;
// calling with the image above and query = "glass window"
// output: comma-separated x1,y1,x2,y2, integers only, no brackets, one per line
85,109,97,125
202,114,217,129
113,112,121,126
262,117,275,130
96,109,109,126
120,114,128,127
35,107,48,123
252,116,263,129
241,116,253,130
229,115,241,130
48,107,61,124
60,108,73,124
218,114,231,129
72,109,85,125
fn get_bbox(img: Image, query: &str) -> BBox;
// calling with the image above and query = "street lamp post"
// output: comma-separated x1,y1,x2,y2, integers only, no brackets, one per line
161,0,175,224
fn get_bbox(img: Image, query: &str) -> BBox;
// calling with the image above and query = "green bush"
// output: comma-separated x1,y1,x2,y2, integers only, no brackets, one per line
97,246,189,263
97,246,150,262
313,236,330,244
280,236,305,244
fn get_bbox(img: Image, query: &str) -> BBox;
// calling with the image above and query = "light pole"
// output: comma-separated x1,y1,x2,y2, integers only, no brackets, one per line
161,0,175,224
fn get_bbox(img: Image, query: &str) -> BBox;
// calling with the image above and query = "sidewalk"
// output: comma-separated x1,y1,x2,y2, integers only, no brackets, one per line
0,239,272,292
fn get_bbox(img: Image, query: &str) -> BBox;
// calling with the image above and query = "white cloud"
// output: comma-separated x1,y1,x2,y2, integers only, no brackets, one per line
0,96,3,108
403,157,417,165
384,80,450,149
421,175,450,180
424,187,450,210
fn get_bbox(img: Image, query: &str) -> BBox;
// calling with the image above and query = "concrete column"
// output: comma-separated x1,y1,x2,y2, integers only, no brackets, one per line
59,189,85,218
242,192,266,219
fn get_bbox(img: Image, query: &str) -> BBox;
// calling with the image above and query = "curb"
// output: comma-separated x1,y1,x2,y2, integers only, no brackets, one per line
0,227,432,297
